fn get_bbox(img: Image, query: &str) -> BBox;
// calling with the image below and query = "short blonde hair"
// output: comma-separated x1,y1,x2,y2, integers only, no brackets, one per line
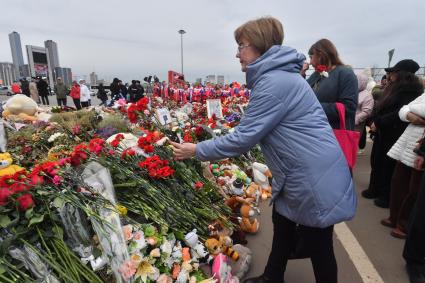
234,16,284,55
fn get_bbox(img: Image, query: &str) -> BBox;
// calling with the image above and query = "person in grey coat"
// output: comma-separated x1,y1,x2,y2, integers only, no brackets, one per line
171,17,356,283
54,77,69,106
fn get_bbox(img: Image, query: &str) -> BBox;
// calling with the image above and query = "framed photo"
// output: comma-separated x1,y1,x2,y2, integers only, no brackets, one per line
206,99,223,119
155,107,172,125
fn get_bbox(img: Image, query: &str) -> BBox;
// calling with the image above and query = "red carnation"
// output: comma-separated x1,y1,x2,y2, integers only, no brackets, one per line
17,194,34,211
315,64,328,73
121,149,136,159
143,145,154,153
70,144,89,167
194,181,204,190
0,188,12,206
89,138,105,154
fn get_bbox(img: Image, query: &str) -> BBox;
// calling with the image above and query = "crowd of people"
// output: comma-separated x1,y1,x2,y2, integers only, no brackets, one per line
4,15,425,283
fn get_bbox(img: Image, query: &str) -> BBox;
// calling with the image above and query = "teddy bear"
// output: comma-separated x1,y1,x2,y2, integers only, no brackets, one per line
0,152,25,177
205,236,239,261
2,94,38,122
238,204,259,234
244,182,261,206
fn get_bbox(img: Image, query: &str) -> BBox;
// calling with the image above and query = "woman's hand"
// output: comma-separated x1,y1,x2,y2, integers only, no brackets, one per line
407,112,425,126
414,155,425,171
170,141,197,160
370,122,376,132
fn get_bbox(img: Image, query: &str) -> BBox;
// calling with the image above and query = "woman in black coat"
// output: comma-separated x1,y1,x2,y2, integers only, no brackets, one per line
363,60,423,208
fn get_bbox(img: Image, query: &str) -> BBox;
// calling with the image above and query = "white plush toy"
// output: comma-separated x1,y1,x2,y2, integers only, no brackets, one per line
184,229,210,262
252,162,272,200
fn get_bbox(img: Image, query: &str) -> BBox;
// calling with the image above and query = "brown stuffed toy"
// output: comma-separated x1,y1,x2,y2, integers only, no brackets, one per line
239,204,259,234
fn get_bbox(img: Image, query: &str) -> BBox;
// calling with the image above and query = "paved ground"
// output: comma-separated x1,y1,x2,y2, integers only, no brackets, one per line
244,140,410,283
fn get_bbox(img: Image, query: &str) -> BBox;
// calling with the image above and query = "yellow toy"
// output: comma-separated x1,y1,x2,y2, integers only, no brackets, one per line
205,236,239,261
0,152,25,176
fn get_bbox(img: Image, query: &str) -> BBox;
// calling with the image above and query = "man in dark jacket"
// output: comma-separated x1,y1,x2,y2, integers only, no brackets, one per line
119,80,128,98
109,78,120,99
127,80,139,102
54,77,68,106
37,77,50,105
135,80,145,101
20,78,30,97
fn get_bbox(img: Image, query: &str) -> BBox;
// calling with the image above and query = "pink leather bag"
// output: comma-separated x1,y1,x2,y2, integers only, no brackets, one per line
333,103,360,169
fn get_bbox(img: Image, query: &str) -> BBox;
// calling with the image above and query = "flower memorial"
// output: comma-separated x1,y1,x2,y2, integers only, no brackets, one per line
0,88,268,282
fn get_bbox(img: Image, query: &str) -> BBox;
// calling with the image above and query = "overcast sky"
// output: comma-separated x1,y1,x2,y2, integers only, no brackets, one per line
1,0,425,83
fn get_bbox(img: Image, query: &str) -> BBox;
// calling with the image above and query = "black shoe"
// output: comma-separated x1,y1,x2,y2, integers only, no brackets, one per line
374,198,389,208
244,274,282,283
361,189,379,199
406,263,425,283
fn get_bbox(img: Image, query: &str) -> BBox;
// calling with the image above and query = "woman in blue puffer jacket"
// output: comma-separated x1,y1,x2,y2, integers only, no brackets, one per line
171,17,356,283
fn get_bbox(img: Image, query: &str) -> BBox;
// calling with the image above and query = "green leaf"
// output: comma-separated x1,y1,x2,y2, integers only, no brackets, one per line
25,208,34,219
174,230,185,241
52,196,66,209
52,226,63,240
0,237,13,256
28,214,44,227
0,215,11,228
92,247,102,258
0,263,6,275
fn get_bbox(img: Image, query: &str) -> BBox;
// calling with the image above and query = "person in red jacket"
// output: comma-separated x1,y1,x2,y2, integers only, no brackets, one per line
69,81,81,110
11,81,21,94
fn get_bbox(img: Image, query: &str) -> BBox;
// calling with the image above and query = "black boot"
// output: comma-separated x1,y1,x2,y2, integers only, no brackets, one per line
244,274,283,283
374,198,389,208
361,189,379,199
406,263,425,283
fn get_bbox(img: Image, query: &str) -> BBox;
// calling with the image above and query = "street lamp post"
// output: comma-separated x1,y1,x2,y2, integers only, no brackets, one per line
178,29,186,76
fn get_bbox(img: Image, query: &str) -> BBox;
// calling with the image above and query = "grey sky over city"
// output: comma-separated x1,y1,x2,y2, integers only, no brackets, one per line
1,0,425,83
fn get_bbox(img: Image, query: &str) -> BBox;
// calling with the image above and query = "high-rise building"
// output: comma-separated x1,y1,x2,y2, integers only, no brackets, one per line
54,67,72,87
19,65,30,78
89,72,98,86
8,31,25,77
206,74,216,84
217,75,225,85
26,45,54,87
44,40,60,70
0,62,17,86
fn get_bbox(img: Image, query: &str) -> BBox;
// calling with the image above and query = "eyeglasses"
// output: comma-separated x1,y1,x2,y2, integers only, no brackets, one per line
237,44,251,52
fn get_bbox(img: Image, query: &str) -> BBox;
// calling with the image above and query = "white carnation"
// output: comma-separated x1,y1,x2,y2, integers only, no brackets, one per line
48,133,64,143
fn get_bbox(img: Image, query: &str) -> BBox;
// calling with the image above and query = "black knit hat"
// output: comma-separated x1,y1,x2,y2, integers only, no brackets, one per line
385,59,420,74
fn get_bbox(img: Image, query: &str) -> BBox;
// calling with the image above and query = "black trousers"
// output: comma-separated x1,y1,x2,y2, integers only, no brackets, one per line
40,94,49,105
404,173,425,265
57,98,67,106
264,207,337,283
73,98,81,110
81,101,89,108
368,134,397,201
359,126,367,149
